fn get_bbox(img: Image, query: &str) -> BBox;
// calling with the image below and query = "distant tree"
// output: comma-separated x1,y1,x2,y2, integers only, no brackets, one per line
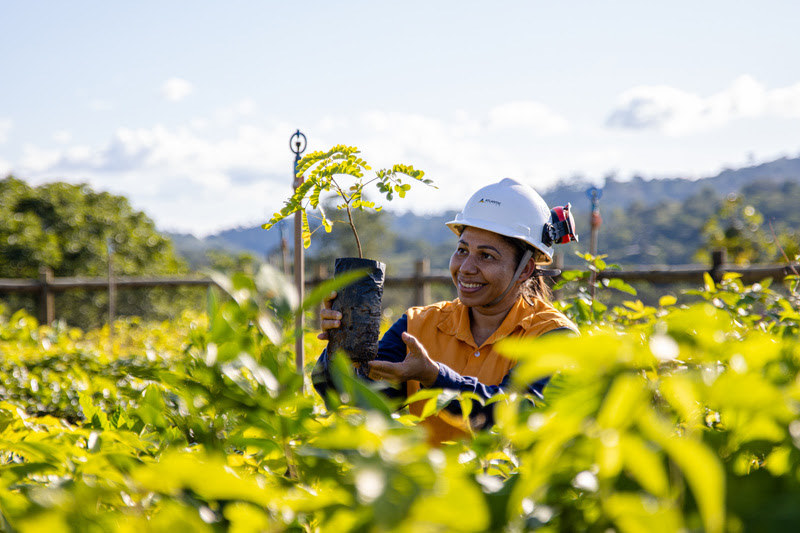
578,188,718,266
738,180,800,262
586,180,800,268
0,175,195,327
695,192,791,266
205,250,262,276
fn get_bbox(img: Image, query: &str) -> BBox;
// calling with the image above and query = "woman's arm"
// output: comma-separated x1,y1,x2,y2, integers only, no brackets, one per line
312,314,410,402
411,326,575,428
431,362,549,401
432,326,574,400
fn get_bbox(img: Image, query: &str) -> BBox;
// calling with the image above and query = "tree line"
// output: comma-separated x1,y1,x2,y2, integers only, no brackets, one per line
2,174,798,329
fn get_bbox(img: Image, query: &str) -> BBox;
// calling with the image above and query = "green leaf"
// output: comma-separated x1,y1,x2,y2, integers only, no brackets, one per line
597,374,647,429
79,391,98,420
301,211,311,248
559,270,585,281
409,469,489,531
420,389,459,419
640,414,725,533
658,295,677,307
703,272,717,293
301,268,370,312
604,492,683,533
605,278,637,295
404,388,446,406
132,451,275,506
619,434,669,497
329,353,394,416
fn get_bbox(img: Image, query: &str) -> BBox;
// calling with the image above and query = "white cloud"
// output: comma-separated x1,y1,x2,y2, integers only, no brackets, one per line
488,101,570,135
20,144,63,173
607,75,800,135
9,93,799,235
89,99,113,112
161,77,194,102
53,130,73,144
0,118,12,143
214,98,257,125
12,107,528,233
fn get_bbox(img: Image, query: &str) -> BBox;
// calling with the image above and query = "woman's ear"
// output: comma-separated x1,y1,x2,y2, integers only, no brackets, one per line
518,256,537,282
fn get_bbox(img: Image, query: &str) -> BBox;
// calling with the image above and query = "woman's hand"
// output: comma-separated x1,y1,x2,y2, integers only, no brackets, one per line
367,332,440,388
317,291,341,340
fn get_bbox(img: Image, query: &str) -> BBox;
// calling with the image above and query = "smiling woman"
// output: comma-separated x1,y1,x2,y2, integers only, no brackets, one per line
313,178,579,444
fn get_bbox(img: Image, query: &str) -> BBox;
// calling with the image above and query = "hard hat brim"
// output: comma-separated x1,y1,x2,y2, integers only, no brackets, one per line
445,216,554,264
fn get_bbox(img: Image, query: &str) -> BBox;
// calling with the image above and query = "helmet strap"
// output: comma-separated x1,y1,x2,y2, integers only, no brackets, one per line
486,249,534,307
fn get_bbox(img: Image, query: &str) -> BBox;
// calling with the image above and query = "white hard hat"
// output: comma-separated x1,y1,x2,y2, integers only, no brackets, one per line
446,178,555,264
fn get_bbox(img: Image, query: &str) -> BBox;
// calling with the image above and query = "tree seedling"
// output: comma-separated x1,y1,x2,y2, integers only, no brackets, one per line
262,145,433,258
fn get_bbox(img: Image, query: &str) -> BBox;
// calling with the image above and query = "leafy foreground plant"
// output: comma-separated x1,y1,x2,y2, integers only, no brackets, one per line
1,266,800,531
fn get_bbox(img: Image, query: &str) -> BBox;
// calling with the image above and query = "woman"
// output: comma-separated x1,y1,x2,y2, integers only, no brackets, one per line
313,178,578,444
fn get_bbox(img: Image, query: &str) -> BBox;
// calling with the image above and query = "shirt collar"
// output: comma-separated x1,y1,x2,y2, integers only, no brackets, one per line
437,298,535,348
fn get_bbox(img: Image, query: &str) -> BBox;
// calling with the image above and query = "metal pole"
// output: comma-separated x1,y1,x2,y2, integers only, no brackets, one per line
586,187,603,299
552,252,564,300
279,220,290,276
290,130,307,380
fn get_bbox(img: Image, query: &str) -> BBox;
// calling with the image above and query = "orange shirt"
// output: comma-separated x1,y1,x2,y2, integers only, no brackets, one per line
405,297,576,444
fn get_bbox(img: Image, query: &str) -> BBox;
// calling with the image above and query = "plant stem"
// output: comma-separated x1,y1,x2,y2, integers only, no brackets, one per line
330,178,364,258
345,203,363,258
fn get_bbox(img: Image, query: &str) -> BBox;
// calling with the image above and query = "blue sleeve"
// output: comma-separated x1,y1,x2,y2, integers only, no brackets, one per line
312,314,409,402
433,363,549,401
430,326,575,428
375,314,409,364
431,362,550,429
313,320,571,430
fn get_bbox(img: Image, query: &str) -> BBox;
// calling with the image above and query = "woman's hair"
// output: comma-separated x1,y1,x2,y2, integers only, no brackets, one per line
501,235,553,304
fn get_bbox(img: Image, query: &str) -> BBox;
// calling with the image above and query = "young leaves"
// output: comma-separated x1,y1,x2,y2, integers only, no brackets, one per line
261,145,431,256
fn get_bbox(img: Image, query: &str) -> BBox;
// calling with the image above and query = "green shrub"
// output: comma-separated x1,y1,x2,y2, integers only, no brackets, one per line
0,263,799,531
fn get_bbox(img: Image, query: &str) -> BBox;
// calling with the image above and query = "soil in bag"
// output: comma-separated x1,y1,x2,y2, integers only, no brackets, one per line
328,257,386,364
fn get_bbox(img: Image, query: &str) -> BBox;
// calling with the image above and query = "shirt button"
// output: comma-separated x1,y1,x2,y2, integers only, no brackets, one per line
474,351,480,357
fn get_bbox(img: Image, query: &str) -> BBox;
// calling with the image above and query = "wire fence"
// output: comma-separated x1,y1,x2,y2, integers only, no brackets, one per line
1,251,797,326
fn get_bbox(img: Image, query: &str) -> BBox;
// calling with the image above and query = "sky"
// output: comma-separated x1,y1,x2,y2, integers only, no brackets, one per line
2,1,800,236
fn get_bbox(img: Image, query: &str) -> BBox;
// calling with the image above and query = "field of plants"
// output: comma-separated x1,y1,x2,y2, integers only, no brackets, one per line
1,258,800,532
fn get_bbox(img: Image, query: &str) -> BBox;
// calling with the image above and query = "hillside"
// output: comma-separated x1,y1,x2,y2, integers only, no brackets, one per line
168,155,800,268
540,156,800,215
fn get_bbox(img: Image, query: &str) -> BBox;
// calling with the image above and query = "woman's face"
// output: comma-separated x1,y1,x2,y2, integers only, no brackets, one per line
449,226,523,309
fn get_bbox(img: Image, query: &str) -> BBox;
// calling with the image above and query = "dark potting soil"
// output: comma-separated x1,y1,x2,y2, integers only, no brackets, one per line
328,257,386,364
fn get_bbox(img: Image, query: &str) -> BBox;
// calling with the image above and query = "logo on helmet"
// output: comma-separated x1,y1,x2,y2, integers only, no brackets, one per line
478,198,501,206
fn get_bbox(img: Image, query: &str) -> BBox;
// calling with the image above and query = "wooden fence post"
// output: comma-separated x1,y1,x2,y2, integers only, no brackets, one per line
108,239,116,330
38,267,55,326
414,258,431,307
710,248,727,284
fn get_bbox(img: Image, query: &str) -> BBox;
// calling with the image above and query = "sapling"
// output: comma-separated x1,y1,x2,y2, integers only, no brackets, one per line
262,144,432,257
262,145,432,364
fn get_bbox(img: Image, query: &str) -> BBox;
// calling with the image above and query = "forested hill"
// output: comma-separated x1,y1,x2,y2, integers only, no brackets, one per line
168,154,800,268
540,155,800,213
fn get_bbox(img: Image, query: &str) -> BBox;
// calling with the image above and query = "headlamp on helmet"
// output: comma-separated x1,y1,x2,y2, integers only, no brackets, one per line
542,203,578,247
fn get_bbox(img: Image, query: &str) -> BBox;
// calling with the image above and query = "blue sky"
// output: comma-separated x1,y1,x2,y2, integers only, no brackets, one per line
2,1,800,235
